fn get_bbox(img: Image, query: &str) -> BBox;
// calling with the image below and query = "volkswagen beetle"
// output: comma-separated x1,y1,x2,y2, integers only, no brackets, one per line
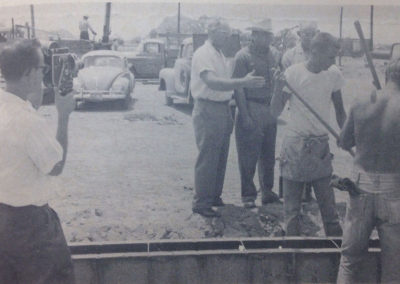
73,50,135,108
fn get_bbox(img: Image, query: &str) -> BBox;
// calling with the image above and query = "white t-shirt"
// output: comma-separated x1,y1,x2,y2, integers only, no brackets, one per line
190,40,233,102
283,62,345,136
0,90,63,206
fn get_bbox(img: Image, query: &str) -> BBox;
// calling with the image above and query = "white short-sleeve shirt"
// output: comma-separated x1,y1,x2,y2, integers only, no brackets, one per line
0,90,63,206
190,40,233,102
283,62,345,136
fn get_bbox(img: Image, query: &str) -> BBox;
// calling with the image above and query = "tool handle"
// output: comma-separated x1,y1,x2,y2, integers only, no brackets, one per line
284,81,355,157
354,20,382,90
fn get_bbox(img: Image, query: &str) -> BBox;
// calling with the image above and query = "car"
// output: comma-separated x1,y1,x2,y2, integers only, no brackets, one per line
73,50,135,108
122,38,169,79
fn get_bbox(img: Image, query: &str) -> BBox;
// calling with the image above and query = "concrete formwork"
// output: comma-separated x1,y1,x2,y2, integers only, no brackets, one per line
70,238,380,284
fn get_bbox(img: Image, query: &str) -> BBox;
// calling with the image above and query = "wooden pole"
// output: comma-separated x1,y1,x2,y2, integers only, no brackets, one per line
177,2,181,34
11,18,14,39
339,6,343,66
30,4,35,38
370,5,374,51
25,22,30,39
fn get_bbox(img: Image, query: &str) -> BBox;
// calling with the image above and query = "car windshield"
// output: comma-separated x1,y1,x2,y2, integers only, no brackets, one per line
84,56,123,68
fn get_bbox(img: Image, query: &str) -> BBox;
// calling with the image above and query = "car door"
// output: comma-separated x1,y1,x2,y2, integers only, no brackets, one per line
174,42,193,97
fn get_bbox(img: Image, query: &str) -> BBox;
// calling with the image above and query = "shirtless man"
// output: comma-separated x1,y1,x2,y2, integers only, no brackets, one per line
271,32,345,236
337,58,400,283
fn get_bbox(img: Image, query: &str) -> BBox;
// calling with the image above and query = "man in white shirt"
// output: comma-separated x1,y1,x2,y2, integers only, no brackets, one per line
280,21,319,202
191,20,266,217
0,39,76,283
79,15,96,40
271,32,345,236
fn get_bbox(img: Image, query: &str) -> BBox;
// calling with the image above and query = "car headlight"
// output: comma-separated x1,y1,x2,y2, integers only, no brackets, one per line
111,77,129,93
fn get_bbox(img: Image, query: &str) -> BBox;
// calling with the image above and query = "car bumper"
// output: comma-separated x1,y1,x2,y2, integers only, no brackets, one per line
74,90,126,102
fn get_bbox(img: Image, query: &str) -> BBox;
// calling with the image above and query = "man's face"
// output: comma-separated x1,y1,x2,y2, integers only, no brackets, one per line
252,31,273,49
210,25,232,48
26,49,44,109
299,28,318,50
315,46,338,71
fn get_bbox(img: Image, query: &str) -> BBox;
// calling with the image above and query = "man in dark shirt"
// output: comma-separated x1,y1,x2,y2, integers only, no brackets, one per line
337,59,400,283
233,20,281,208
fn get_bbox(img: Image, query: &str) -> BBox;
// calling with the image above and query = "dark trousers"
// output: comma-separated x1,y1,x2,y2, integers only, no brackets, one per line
192,99,233,210
80,31,89,40
0,203,75,284
235,101,277,203
283,177,342,236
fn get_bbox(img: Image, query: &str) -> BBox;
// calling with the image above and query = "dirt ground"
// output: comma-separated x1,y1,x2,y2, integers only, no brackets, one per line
40,57,386,243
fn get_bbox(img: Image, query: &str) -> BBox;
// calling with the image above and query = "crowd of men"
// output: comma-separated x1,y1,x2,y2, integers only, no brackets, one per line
0,15,400,283
190,19,400,282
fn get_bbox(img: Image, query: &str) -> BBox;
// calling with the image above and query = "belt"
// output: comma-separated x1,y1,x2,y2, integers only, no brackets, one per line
196,98,230,105
246,97,270,105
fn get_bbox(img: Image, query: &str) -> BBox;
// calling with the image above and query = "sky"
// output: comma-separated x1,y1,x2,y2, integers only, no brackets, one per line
0,1,399,44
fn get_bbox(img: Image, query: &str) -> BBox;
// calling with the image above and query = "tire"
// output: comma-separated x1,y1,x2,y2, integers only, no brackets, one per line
165,91,173,106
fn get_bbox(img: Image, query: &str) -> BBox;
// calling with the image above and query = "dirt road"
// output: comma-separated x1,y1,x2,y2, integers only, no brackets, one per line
39,57,383,242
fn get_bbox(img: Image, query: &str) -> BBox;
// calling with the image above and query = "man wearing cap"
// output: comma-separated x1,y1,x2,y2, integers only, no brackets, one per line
79,15,96,40
280,21,319,203
271,32,345,236
232,19,281,209
337,59,400,283
281,21,319,70
191,20,266,218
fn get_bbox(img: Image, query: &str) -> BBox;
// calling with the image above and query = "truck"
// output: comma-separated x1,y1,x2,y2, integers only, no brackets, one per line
123,38,169,79
159,33,240,106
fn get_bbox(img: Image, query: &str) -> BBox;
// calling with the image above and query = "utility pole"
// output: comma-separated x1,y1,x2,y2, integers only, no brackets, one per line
11,18,14,39
339,6,343,66
177,2,181,34
25,22,30,39
370,5,374,51
30,4,35,38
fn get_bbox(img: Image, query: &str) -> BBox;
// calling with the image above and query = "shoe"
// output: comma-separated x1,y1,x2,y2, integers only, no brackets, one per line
192,208,221,218
243,201,256,209
262,192,281,205
212,199,225,207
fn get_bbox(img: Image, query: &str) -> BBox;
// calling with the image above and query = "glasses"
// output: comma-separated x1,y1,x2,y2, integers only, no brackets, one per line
37,65,50,75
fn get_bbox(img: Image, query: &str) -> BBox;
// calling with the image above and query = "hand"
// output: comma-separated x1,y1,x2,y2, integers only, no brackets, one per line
242,70,266,89
273,69,286,91
241,115,255,131
54,88,75,117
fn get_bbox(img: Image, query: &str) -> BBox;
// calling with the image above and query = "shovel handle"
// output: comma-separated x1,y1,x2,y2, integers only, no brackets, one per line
284,81,355,157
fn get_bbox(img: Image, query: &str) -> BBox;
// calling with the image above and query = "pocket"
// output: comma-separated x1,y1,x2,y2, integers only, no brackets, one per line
347,194,367,222
384,191,400,224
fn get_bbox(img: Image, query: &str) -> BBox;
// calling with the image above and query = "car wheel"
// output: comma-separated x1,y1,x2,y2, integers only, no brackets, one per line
165,91,173,106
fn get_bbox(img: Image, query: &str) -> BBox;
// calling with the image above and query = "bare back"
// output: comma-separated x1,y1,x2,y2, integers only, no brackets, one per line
349,91,400,172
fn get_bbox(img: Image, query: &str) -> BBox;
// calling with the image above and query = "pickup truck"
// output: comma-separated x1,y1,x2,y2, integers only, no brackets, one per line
123,38,171,79
159,34,240,106
371,43,400,61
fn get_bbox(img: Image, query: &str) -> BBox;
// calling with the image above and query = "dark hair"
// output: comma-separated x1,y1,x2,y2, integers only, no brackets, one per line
385,57,400,86
310,32,340,53
0,39,41,81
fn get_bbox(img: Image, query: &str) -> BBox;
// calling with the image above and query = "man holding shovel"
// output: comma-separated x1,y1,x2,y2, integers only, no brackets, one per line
271,32,345,236
337,58,400,283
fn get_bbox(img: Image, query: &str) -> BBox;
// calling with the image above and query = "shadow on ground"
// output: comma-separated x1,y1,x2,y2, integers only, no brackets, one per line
75,98,137,112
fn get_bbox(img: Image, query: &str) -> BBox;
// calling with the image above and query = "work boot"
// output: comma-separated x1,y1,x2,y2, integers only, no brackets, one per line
262,191,281,205
243,201,256,209
192,208,221,218
212,198,225,207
